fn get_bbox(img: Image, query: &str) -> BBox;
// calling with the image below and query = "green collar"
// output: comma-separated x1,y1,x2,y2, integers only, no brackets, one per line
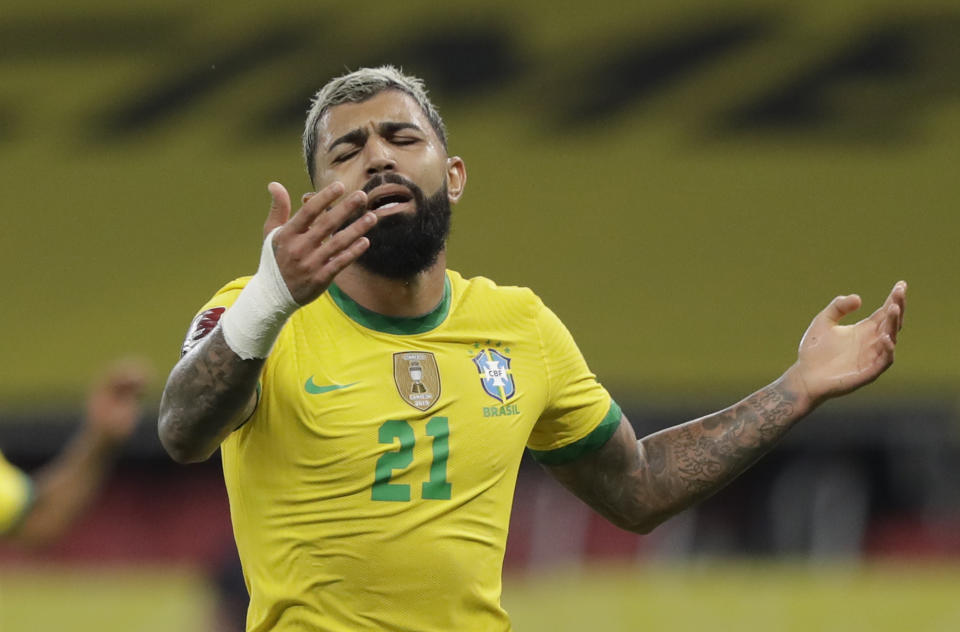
327,275,452,335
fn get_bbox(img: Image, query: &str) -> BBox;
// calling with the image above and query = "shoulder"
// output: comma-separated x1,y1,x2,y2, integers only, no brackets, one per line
193,276,254,313
452,272,581,353
212,276,254,298
179,276,253,356
446,270,558,339
448,269,544,314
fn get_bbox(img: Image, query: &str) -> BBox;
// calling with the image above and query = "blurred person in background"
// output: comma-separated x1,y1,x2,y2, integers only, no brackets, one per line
159,66,906,631
0,360,149,547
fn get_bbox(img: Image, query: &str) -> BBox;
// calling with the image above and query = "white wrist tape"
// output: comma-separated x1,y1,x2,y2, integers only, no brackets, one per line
220,227,300,360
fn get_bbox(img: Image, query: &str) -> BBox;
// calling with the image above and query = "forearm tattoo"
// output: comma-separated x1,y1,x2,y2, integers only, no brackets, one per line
159,327,263,456
550,380,801,532
662,384,796,496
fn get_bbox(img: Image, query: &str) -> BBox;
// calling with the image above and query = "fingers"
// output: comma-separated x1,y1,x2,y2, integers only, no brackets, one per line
874,331,896,369
876,280,907,343
263,182,292,238
302,208,377,278
316,207,377,253
318,232,373,280
882,303,901,344
865,282,906,374
269,185,377,304
891,280,907,332
286,181,346,232
867,280,908,335
304,190,369,245
860,332,896,385
821,294,862,324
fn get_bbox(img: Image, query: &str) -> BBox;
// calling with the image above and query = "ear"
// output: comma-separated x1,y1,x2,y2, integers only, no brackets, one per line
445,156,467,203
302,192,316,204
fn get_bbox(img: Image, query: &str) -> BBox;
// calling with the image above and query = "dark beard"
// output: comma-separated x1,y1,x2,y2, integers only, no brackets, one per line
353,173,451,280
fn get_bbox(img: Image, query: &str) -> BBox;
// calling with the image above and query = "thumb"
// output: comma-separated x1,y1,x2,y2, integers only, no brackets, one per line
820,294,862,324
264,181,291,238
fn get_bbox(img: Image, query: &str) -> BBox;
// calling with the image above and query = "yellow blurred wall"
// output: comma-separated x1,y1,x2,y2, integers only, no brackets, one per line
1,0,956,408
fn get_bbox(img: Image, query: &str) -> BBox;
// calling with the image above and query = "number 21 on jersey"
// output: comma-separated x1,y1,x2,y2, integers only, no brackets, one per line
372,417,451,502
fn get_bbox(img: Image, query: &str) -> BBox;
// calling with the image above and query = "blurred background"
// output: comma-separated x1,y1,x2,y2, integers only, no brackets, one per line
1,0,958,629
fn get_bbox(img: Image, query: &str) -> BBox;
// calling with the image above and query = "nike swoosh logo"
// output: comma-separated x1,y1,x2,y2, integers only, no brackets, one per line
305,377,358,394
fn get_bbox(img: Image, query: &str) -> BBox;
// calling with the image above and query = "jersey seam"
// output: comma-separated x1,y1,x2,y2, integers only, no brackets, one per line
533,298,555,407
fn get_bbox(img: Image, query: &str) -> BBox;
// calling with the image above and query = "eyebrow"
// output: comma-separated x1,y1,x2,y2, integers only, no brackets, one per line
378,121,423,136
327,128,368,152
326,121,424,152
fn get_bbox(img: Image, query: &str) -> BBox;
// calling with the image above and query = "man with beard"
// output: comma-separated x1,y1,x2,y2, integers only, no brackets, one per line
158,66,907,632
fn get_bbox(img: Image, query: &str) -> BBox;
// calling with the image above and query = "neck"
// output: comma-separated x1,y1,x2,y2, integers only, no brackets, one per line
332,251,447,318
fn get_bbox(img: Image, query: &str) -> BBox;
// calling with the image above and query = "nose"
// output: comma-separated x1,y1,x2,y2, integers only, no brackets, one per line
364,139,397,176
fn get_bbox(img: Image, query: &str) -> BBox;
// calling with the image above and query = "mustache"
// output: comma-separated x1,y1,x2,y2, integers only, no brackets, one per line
361,173,426,202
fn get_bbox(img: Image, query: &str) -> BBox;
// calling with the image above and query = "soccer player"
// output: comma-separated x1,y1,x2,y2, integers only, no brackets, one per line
1,360,149,546
158,66,907,631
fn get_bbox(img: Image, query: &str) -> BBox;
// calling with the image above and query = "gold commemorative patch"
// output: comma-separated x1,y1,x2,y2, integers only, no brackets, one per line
393,351,441,410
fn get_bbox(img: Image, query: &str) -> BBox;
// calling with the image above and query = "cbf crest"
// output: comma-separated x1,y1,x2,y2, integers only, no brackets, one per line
473,349,516,403
394,352,441,410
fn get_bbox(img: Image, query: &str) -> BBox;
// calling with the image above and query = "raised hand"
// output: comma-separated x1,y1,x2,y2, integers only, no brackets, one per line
85,358,151,446
790,280,907,404
263,181,378,306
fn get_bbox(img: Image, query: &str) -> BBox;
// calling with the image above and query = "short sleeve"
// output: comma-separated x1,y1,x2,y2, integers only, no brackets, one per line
179,276,261,429
0,450,33,535
526,300,621,465
180,277,252,356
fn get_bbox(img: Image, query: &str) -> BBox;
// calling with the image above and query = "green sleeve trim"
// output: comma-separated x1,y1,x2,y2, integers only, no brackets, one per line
530,399,622,466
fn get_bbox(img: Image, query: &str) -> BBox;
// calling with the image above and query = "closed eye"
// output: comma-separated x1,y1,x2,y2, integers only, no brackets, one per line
333,149,359,164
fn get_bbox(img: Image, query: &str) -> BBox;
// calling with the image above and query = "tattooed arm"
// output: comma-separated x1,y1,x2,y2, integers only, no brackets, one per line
547,374,805,533
158,327,263,463
158,181,376,464
546,281,907,534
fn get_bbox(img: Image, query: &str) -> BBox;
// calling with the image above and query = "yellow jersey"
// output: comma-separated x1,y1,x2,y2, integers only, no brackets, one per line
192,270,619,631
0,449,33,535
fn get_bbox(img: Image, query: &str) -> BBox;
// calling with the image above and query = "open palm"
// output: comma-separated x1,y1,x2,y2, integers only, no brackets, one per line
793,281,907,403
